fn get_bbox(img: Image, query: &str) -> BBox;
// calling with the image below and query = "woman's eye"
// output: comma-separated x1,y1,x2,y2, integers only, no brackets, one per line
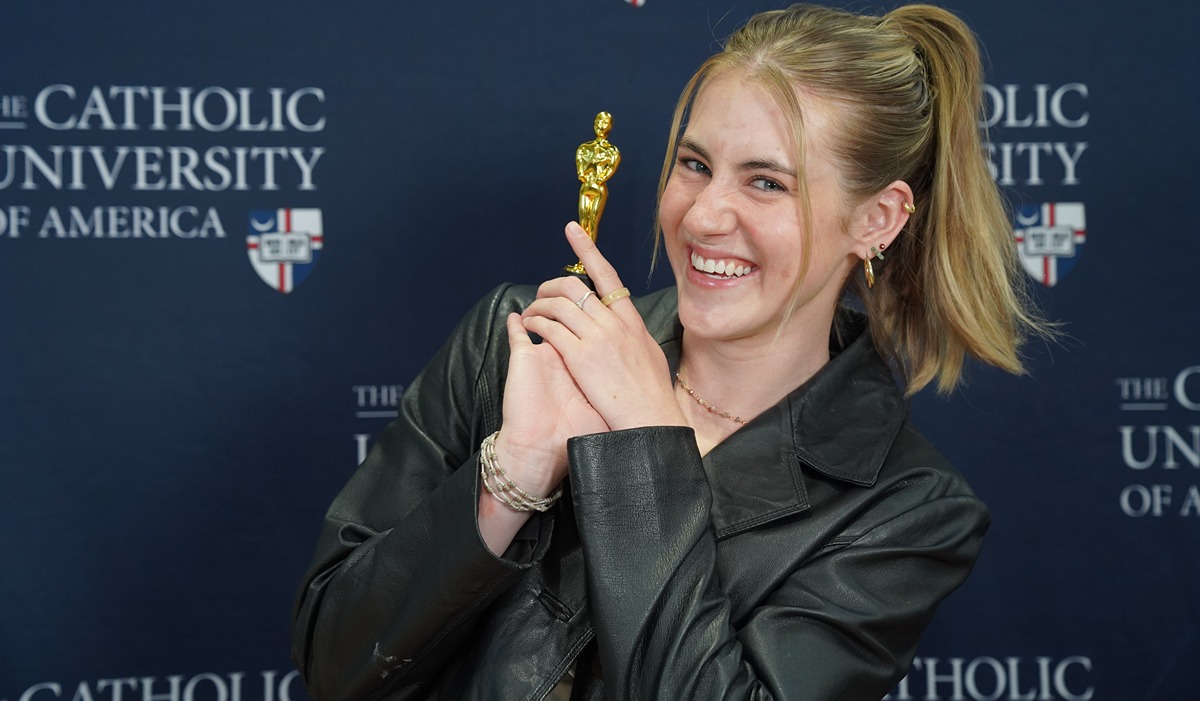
678,157,710,175
753,177,785,192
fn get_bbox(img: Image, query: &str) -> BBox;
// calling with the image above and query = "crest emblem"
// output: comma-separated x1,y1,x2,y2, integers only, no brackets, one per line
246,209,323,293
1013,202,1086,287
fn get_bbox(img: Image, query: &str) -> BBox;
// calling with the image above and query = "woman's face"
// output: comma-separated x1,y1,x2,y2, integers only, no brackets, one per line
659,72,859,347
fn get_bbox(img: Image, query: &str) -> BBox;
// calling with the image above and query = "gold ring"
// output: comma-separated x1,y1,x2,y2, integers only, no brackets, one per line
599,287,630,307
575,291,596,309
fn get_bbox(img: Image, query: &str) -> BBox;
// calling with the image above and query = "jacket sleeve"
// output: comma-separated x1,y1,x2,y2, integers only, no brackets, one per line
291,284,549,701
567,426,989,700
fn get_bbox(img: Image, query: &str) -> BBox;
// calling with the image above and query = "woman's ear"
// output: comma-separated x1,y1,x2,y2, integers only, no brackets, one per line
850,180,915,259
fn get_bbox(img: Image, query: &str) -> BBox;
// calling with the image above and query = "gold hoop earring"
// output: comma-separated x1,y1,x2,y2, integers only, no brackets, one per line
864,257,875,288
903,201,916,214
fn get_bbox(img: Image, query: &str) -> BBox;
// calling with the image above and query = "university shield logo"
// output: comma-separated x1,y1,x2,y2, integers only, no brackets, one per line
1013,202,1086,287
246,209,323,293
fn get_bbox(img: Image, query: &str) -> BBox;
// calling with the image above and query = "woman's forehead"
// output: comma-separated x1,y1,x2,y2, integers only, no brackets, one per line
686,73,838,161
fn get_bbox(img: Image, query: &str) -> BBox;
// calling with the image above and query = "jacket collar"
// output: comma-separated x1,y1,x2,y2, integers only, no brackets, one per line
635,287,908,538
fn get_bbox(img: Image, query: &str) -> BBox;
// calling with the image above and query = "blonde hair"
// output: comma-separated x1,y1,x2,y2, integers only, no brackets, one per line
656,3,1050,395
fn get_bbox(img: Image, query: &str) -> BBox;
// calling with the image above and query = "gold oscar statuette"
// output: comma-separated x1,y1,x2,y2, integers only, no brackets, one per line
565,111,621,275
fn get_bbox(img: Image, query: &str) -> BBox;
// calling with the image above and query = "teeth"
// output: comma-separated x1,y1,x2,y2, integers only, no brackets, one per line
691,251,752,278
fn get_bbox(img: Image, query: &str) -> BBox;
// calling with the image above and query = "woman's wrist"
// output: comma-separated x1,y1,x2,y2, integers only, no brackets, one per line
491,430,567,499
476,430,562,557
481,431,563,512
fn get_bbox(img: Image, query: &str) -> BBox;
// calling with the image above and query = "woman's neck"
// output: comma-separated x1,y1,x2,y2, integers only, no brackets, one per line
675,312,837,454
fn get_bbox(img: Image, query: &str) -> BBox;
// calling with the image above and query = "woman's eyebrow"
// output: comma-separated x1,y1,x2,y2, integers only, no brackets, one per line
678,136,795,178
677,136,711,162
740,158,796,178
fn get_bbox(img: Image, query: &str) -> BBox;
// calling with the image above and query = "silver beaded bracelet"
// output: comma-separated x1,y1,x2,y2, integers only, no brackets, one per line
479,431,562,512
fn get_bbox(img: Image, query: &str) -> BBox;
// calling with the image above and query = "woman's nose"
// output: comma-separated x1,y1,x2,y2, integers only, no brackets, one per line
682,183,737,238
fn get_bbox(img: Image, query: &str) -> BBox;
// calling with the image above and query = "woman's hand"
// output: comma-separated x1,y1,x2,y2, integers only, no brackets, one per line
520,222,687,432
479,311,607,556
494,309,609,497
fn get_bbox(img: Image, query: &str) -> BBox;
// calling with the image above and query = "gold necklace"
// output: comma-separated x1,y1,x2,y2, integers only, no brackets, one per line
676,373,748,426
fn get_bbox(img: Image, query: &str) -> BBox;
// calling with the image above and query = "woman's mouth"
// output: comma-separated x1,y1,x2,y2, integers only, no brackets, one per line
690,250,756,279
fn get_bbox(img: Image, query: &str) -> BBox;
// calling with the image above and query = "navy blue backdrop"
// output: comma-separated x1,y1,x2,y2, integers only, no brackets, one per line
2,1,1198,699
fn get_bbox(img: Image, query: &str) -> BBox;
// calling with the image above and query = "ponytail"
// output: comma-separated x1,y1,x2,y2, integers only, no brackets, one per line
874,5,1050,393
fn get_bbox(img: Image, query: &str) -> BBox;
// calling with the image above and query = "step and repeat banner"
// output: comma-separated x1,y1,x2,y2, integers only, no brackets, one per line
2,1,1196,699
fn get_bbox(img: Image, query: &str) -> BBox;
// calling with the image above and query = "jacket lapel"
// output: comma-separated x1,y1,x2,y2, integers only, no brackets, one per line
636,290,907,540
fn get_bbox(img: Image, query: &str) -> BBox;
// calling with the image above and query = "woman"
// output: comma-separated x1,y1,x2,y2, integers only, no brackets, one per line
292,4,1046,699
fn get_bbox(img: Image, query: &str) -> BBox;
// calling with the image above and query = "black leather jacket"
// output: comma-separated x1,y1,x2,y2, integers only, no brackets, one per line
292,284,989,701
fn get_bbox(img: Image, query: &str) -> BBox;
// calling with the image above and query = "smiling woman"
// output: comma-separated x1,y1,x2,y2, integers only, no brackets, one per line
659,76,865,419
292,4,1048,700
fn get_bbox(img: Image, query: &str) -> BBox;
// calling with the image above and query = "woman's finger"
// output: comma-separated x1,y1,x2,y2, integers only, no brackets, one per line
505,312,533,351
521,313,582,355
523,295,607,339
536,275,591,303
565,223,623,294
